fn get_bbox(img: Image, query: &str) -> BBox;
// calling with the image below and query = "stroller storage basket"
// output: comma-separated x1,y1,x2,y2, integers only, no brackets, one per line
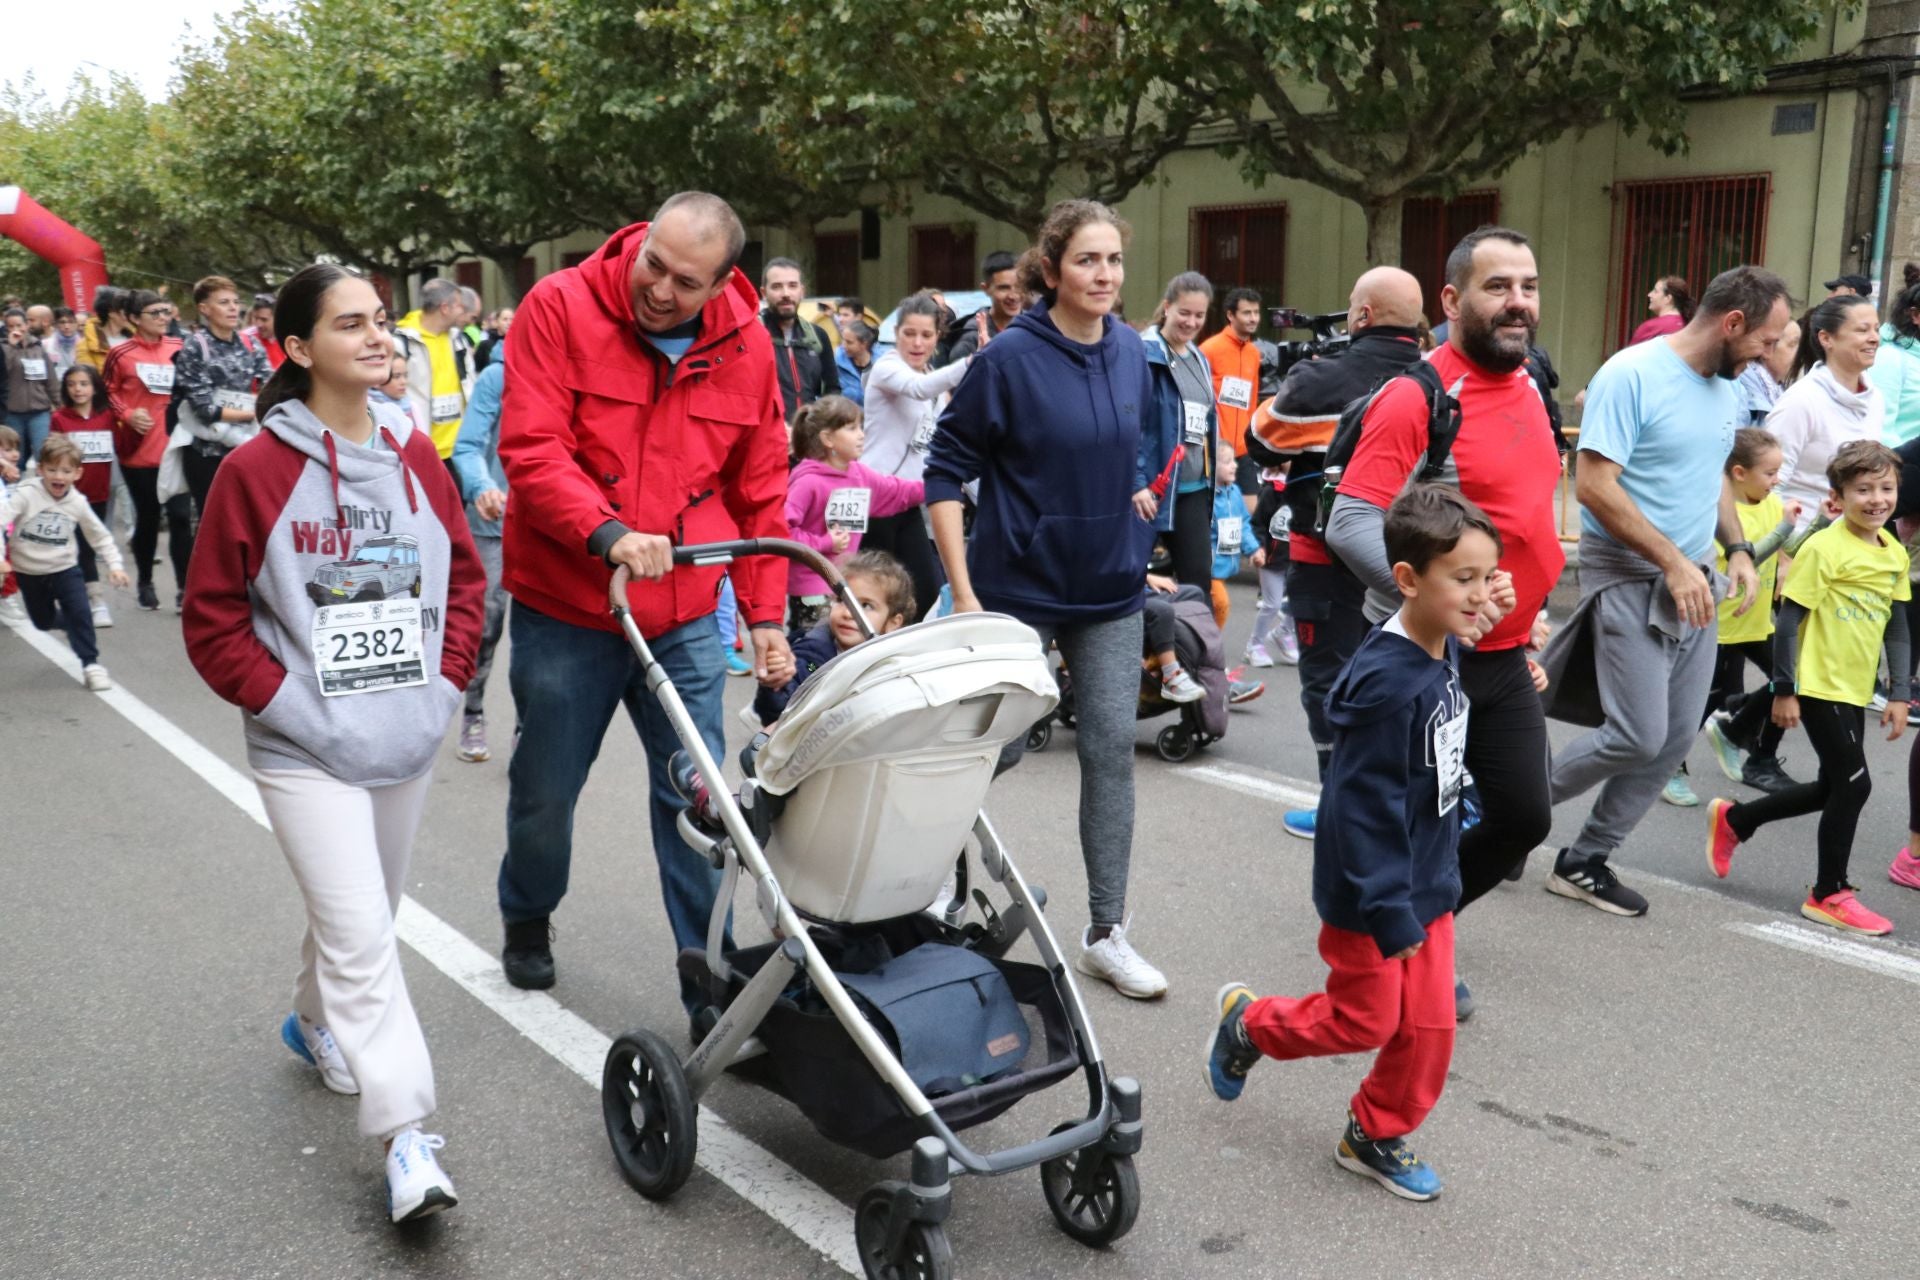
681,930,1078,1160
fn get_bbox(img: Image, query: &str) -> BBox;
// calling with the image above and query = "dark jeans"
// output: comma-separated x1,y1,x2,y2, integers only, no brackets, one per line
1707,638,1786,757
1286,557,1369,780
1166,487,1214,591
497,601,730,1013
75,500,111,583
121,465,193,590
183,444,226,527
862,508,940,623
16,565,98,665
1453,646,1554,912
1726,696,1868,899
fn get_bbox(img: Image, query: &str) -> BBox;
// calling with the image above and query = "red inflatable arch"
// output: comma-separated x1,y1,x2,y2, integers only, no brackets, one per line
0,185,110,312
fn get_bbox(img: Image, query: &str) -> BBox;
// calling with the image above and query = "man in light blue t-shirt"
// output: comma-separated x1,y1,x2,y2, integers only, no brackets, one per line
1543,266,1790,918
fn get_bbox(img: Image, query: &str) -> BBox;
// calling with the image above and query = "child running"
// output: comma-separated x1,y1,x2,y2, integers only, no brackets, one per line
755,549,914,725
0,435,129,689
784,395,924,636
1701,427,1803,794
182,264,485,1223
1706,439,1909,935
1205,484,1497,1201
49,364,120,628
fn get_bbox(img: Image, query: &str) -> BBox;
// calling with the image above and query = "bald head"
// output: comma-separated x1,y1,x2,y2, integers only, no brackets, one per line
653,191,747,284
1348,267,1425,332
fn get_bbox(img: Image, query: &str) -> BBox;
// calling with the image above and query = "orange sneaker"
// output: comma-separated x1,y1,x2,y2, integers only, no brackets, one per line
1800,887,1893,936
1705,798,1740,879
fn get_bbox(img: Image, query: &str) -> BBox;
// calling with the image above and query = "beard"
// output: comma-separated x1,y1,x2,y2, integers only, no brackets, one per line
1713,343,1743,380
1457,305,1538,374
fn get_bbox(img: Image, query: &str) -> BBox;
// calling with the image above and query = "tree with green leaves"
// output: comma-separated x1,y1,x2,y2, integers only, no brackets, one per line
1176,0,1835,264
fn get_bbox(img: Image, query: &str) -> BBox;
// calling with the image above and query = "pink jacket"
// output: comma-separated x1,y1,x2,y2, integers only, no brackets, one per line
784,457,924,595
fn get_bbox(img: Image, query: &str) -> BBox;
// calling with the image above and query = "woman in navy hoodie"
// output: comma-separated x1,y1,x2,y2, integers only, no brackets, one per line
925,199,1167,999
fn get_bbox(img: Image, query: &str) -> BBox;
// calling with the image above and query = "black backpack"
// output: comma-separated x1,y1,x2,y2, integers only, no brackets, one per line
1311,348,1564,538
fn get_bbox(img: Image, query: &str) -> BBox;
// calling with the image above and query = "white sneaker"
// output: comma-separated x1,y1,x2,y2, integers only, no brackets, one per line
281,1012,359,1095
82,664,112,692
1272,619,1300,665
1245,641,1275,668
0,595,24,624
385,1129,458,1223
1075,921,1168,999
92,601,113,628
1159,664,1205,703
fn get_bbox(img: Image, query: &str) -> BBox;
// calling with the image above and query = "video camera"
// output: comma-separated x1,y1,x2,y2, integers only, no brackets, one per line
1267,307,1352,381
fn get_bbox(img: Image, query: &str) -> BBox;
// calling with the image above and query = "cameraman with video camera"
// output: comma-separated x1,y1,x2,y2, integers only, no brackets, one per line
1245,268,1428,840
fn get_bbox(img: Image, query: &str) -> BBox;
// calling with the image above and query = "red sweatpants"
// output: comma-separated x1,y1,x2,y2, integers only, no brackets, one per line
1242,913,1456,1139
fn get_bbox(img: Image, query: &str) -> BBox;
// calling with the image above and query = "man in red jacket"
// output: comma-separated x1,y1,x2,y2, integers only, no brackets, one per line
495,192,795,1011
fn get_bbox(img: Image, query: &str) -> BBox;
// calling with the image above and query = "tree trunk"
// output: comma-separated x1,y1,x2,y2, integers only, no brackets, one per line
786,218,818,286
488,250,534,304
1362,195,1404,267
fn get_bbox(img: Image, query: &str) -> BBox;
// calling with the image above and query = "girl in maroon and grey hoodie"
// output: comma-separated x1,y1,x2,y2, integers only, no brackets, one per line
182,265,484,1226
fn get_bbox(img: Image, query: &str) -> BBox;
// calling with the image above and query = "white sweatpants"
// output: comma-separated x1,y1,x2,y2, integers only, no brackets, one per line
255,767,436,1139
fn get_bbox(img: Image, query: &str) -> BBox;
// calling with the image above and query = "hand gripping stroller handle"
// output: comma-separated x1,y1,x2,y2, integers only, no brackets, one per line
608,539,880,641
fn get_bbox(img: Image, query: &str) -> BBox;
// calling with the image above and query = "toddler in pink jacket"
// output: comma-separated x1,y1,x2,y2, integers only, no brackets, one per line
785,395,924,635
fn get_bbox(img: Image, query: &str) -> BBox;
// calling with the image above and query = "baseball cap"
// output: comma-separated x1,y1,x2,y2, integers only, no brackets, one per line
1824,273,1872,296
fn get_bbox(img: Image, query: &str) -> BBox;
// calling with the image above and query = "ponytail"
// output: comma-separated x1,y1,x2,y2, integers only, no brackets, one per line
249,262,360,423
254,360,312,423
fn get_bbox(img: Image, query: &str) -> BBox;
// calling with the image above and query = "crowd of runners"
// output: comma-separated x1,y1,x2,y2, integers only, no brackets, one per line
6,190,1919,1221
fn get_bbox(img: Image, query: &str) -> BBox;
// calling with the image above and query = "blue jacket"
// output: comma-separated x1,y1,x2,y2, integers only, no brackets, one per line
1210,482,1258,580
753,623,841,724
835,347,871,410
1138,327,1220,510
1870,323,1920,445
451,351,509,537
925,304,1153,625
1313,621,1466,958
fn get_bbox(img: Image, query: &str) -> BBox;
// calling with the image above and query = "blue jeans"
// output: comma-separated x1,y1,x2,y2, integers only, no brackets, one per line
16,565,98,665
5,410,51,460
714,574,738,650
499,601,730,1012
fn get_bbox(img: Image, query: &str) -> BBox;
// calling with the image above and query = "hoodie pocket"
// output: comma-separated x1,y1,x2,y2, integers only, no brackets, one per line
1014,511,1153,606
249,669,463,786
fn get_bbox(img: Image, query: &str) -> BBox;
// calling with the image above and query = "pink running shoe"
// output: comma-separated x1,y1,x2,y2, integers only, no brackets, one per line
1801,888,1893,936
1705,798,1740,879
1890,847,1920,891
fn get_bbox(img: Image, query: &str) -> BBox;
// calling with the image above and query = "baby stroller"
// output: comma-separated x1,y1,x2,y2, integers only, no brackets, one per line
1031,585,1228,763
600,540,1145,1280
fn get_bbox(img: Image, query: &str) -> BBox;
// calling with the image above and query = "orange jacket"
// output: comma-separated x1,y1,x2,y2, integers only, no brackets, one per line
1198,328,1261,457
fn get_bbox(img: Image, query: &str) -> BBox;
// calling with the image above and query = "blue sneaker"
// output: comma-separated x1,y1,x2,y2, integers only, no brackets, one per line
1335,1112,1443,1201
281,1012,358,1095
1205,983,1260,1100
1454,979,1475,1023
725,648,752,677
1703,713,1746,782
1282,809,1316,840
1460,787,1481,832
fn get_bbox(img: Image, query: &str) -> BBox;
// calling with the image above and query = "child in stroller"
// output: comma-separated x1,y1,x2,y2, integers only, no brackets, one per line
755,550,915,725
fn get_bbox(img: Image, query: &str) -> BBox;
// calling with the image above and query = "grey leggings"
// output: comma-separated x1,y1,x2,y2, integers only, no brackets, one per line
998,610,1142,925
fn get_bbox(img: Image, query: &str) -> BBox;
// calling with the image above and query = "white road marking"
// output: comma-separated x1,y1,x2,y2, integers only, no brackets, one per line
1727,921,1920,988
1180,762,1730,901
4,616,863,1274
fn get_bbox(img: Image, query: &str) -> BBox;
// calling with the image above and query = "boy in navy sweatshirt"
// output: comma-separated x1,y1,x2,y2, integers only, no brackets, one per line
1204,484,1501,1202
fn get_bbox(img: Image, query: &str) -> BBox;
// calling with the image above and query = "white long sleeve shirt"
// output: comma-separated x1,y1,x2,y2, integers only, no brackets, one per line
2,477,124,576
860,351,972,481
1766,362,1884,531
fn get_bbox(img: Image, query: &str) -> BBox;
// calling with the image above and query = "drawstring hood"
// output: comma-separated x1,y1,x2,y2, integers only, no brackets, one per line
322,431,347,530
381,426,420,513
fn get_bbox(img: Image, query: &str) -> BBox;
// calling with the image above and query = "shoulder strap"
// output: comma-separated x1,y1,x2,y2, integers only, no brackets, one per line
1404,361,1462,482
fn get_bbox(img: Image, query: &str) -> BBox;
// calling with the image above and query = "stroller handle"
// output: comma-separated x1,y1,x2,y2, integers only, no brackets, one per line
608,539,880,642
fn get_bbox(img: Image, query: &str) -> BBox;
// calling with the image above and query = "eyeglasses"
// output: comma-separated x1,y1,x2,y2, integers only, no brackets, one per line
139,308,171,317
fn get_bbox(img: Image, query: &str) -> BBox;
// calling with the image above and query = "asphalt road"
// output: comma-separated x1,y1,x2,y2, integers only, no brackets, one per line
6,564,1920,1279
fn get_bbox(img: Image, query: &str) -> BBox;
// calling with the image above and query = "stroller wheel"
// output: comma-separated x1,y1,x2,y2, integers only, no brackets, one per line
1025,719,1052,752
1040,1125,1141,1248
855,1186,954,1280
602,1030,698,1200
1155,725,1194,763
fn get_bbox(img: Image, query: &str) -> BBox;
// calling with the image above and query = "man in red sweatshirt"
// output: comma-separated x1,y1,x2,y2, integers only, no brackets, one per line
494,192,795,1012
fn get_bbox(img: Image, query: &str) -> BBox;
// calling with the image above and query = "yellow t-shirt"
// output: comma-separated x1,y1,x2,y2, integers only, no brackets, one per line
418,327,464,459
1715,495,1785,644
1783,522,1912,706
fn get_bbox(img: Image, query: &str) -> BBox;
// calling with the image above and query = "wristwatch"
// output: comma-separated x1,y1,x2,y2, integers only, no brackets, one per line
1725,541,1756,560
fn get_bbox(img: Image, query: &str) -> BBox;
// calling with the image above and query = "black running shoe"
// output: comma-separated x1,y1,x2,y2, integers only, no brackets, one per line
1335,1112,1442,1200
1740,755,1800,795
1546,850,1648,916
502,917,556,990
137,581,159,611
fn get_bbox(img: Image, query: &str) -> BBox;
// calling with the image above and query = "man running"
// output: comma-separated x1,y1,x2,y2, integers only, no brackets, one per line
494,192,795,1017
1544,266,1786,916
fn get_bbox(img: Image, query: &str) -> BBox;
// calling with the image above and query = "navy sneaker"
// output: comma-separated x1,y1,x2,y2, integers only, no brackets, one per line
1282,809,1316,840
1335,1112,1443,1201
1454,980,1475,1023
1205,983,1260,1101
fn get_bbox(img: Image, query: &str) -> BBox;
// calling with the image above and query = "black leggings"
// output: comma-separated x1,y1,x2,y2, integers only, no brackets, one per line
1727,696,1868,898
862,508,940,623
75,500,111,583
1454,646,1555,912
1706,638,1786,757
121,465,193,590
183,445,226,525
1165,487,1215,592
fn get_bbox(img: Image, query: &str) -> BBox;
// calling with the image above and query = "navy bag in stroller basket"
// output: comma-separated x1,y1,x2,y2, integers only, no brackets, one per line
598,540,1146,1280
